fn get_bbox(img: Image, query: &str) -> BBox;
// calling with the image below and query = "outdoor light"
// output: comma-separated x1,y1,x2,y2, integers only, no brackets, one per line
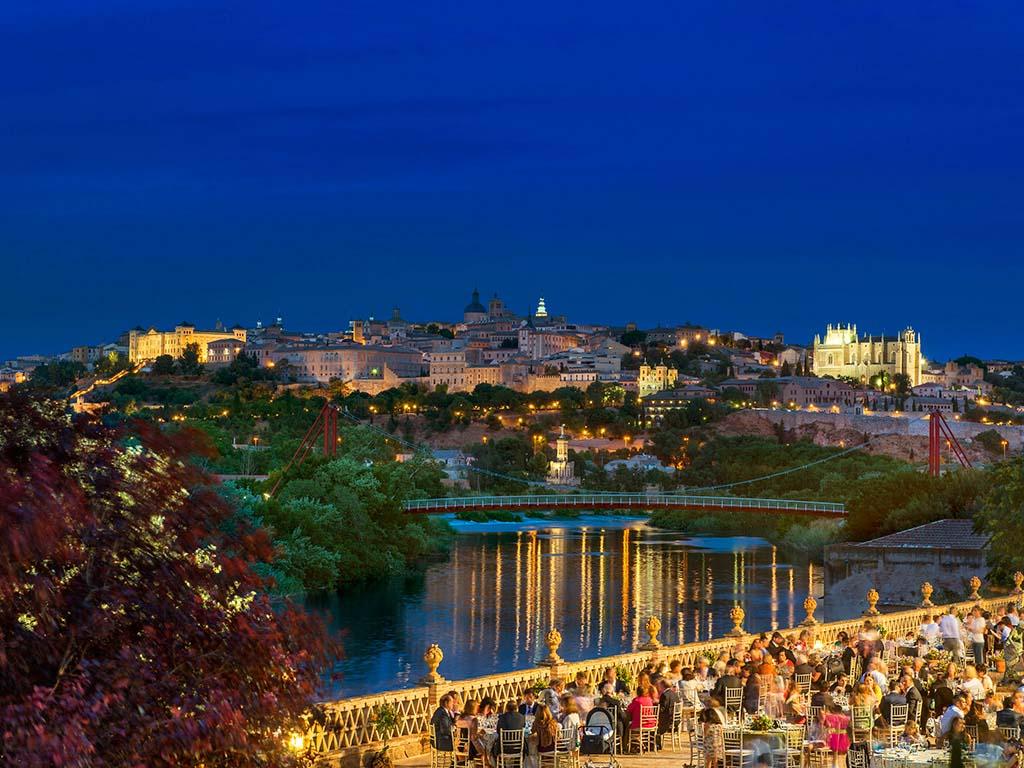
287,732,306,752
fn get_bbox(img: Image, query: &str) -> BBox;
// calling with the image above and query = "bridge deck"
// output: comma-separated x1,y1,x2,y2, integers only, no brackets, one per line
403,493,845,517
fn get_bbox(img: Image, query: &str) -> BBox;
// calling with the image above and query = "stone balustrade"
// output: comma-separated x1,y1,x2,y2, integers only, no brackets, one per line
306,581,1011,767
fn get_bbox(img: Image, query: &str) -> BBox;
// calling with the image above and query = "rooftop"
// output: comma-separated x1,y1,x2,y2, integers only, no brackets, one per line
851,519,989,550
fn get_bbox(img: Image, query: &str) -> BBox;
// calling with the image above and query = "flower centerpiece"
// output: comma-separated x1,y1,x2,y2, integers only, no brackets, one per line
750,714,775,732
616,665,635,693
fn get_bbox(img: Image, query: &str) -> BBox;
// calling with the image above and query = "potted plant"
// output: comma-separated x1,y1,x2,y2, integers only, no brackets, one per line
366,702,403,768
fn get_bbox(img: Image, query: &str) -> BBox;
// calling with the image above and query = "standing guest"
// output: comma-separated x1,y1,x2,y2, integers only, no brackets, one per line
967,607,987,671
920,615,941,644
939,606,964,662
430,693,458,751
699,697,728,768
530,704,559,756
519,689,538,716
539,679,564,717
822,703,850,768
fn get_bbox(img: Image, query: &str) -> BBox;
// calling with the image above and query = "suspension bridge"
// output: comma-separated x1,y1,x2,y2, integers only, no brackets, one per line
263,400,972,517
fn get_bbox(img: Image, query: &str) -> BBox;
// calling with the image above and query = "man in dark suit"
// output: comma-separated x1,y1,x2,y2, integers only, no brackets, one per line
602,666,630,696
810,680,835,711
656,679,681,749
878,677,909,728
493,700,527,759
430,694,457,751
903,675,925,726
712,660,743,714
518,689,538,716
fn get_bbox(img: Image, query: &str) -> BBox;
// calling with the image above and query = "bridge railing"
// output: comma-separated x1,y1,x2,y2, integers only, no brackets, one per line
304,587,1010,761
403,493,846,515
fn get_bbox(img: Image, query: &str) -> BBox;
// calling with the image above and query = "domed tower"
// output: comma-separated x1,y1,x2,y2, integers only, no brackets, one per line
463,289,487,323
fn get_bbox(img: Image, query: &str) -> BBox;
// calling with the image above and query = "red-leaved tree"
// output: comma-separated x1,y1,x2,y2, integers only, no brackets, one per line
0,393,330,766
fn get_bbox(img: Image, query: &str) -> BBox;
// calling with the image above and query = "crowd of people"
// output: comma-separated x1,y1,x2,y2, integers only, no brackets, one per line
428,602,1024,767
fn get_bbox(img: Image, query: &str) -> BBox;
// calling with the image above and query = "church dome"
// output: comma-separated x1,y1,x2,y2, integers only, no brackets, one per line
464,289,486,314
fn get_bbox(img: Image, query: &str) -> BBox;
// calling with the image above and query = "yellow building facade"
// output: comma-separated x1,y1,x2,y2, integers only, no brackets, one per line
128,324,246,363
811,324,924,386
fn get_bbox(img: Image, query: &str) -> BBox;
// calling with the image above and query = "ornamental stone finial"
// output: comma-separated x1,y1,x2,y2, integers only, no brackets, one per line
920,582,934,608
863,588,880,616
968,576,982,601
642,616,663,649
728,605,746,637
801,595,818,625
1013,572,1024,596
540,628,563,666
420,643,444,684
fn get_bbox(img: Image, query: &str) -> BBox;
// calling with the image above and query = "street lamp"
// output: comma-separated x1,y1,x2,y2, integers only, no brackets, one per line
1002,439,1009,459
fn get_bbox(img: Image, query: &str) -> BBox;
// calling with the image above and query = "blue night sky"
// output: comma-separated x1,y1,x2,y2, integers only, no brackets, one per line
1,1,1022,361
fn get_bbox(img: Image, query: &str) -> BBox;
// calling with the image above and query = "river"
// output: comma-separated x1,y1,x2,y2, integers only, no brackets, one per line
307,515,850,698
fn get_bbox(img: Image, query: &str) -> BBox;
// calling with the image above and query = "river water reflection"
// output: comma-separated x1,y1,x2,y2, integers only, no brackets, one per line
308,516,846,698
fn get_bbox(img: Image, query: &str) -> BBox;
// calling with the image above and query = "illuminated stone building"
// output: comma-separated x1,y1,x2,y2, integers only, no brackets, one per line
546,425,578,486
128,323,246,363
638,363,678,397
811,324,924,386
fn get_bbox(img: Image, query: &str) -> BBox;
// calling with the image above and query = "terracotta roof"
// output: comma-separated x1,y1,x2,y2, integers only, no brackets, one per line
852,519,989,550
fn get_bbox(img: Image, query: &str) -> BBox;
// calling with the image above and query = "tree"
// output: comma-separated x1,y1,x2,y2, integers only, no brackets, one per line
28,360,86,390
93,350,131,377
151,354,176,375
780,361,793,376
0,392,329,767
177,341,204,376
975,459,1024,580
892,373,912,395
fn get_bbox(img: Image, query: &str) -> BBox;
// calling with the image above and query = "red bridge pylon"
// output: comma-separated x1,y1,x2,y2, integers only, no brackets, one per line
928,410,972,476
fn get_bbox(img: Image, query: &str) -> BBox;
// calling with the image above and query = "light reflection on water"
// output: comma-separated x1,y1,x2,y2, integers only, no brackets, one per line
308,517,838,698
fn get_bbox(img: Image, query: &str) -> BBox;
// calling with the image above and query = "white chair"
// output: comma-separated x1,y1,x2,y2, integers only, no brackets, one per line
689,715,706,768
771,724,805,768
725,687,744,723
848,749,869,768
882,703,909,748
999,725,1020,742
627,705,659,755
669,700,686,750
497,728,524,768
723,726,755,768
540,724,578,768
794,674,812,695
429,728,457,768
851,706,874,748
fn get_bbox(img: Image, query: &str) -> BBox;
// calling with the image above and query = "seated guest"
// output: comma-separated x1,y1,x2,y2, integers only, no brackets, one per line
877,676,909,728
626,685,658,732
743,668,761,715
811,680,835,711
960,665,985,701
479,697,497,717
920,615,941,644
518,689,539,716
900,721,928,747
711,659,743,712
828,673,851,696
784,679,806,724
964,701,991,743
493,701,526,759
938,694,969,740
694,657,715,683
531,704,559,755
664,659,683,686
456,699,487,764
430,693,457,751
602,666,630,696
560,696,582,733
656,679,681,749
567,671,591,694
680,668,703,709
997,695,1024,729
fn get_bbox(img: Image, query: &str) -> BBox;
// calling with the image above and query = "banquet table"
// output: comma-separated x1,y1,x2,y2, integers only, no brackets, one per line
874,747,952,768
477,715,538,768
